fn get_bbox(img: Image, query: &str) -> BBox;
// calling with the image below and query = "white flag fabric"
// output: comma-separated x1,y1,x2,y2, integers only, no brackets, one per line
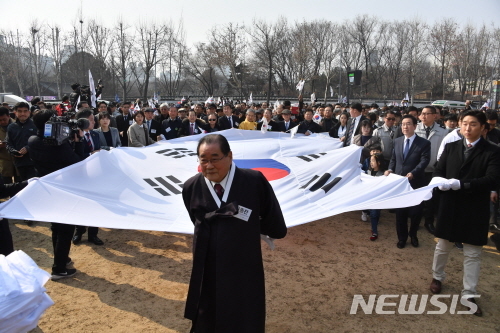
404,92,409,101
0,130,444,235
310,93,316,104
248,93,253,105
88,70,97,108
75,95,81,112
296,80,305,91
330,86,334,97
260,117,268,133
0,251,54,333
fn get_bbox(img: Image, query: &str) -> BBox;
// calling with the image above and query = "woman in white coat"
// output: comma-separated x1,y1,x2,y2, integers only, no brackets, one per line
128,110,155,147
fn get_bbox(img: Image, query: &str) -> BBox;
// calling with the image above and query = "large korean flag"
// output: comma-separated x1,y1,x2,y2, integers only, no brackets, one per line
0,130,443,234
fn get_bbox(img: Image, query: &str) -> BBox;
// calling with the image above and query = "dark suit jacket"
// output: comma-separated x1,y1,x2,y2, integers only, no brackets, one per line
218,115,240,130
83,130,101,158
161,117,183,140
434,138,500,245
276,121,297,132
256,120,280,132
116,113,133,147
179,119,208,136
388,135,430,189
297,120,322,134
343,115,367,146
145,119,162,142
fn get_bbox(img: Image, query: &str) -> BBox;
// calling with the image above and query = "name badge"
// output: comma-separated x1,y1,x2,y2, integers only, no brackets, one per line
151,129,156,133
194,128,199,133
234,205,252,222
166,127,171,133
129,120,133,125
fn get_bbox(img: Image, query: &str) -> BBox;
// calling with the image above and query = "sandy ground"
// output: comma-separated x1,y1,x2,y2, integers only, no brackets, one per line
7,210,499,333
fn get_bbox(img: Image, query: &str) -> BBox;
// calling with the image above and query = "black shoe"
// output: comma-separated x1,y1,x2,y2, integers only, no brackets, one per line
72,233,83,245
490,224,500,233
66,257,74,268
51,268,77,281
397,240,406,249
490,233,500,252
411,236,419,247
88,236,104,245
424,223,435,235
455,242,464,250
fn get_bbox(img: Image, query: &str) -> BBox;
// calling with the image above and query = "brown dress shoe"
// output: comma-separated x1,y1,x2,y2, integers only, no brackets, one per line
466,298,483,317
430,279,442,294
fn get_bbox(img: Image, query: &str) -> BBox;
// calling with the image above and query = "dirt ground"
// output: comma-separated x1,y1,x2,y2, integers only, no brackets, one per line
7,210,499,333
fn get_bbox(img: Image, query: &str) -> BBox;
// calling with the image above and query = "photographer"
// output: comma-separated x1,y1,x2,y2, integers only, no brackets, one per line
6,102,37,181
28,109,85,280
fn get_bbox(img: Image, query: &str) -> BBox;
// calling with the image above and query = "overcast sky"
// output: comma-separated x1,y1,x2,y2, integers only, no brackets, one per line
2,0,499,45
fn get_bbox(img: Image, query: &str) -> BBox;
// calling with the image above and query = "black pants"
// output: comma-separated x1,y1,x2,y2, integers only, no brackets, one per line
422,172,438,225
16,166,37,181
75,226,98,238
0,219,14,256
396,204,423,241
51,222,75,273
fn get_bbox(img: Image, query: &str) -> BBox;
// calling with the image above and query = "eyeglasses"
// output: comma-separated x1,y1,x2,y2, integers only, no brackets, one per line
208,119,217,121
386,118,395,121
198,155,227,166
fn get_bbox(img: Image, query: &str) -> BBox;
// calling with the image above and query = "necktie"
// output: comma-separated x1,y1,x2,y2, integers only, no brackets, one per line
85,132,93,152
345,119,355,146
147,120,150,131
464,143,473,159
403,138,410,160
190,123,194,135
214,184,224,200
228,116,233,128
425,126,431,138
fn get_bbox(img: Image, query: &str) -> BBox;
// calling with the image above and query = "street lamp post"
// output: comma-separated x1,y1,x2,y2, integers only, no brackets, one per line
345,51,350,105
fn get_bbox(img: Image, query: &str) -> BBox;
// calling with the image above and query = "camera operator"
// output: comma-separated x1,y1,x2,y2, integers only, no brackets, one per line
5,102,37,181
28,109,85,280
71,108,104,246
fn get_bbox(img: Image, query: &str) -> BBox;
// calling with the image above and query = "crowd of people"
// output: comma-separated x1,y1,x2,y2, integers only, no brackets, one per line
0,95,499,319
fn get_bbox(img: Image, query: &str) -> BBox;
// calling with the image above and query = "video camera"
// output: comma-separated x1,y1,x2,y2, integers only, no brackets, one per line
43,113,90,146
70,79,104,109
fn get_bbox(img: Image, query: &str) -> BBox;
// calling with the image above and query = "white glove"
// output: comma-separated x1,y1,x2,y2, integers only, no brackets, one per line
438,183,451,191
448,178,461,190
27,177,39,184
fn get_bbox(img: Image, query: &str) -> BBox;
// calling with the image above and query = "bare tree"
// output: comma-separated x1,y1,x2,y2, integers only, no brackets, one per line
158,20,186,97
428,18,457,99
111,20,134,101
47,25,68,99
248,17,287,102
184,43,220,96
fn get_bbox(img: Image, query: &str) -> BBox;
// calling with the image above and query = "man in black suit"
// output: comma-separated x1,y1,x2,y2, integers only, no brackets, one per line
179,111,208,136
217,104,240,130
144,108,161,142
342,103,367,146
385,115,430,249
296,109,322,135
277,110,297,132
429,110,500,316
161,106,183,140
115,101,132,147
72,109,104,246
320,106,338,132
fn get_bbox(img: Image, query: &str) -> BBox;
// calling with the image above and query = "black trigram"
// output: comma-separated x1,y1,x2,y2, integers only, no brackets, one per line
144,176,184,196
297,153,327,162
300,173,342,194
155,147,197,159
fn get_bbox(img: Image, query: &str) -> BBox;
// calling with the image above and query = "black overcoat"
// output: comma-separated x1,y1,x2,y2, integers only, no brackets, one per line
433,138,500,245
182,166,287,333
